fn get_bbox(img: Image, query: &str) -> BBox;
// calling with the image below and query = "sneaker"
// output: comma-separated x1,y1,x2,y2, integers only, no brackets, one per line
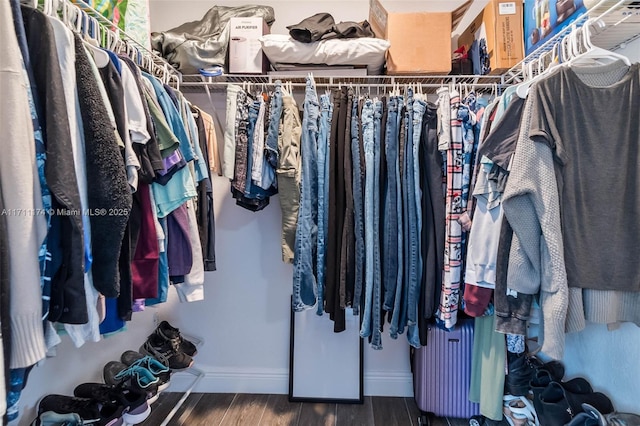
31,411,83,426
121,351,171,391
37,395,124,426
74,383,150,425
153,321,198,357
140,333,194,370
103,361,160,404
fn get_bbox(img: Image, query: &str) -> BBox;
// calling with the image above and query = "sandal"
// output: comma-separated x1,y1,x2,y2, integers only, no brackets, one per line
503,395,540,426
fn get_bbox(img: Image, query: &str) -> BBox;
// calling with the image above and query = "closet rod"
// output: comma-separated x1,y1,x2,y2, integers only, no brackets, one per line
181,81,504,91
59,0,181,86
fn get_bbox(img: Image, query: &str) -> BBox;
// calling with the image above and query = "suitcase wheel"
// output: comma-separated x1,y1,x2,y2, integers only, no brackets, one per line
417,413,431,426
469,415,484,426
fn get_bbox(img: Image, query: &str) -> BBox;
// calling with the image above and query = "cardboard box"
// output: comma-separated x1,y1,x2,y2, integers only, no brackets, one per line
523,0,586,56
228,17,270,74
458,0,525,74
369,0,472,75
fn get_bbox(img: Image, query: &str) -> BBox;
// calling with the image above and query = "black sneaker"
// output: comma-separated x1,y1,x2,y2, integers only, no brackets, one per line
120,350,171,391
140,333,194,370
74,383,150,425
30,411,83,426
103,361,160,404
37,395,124,426
153,321,198,357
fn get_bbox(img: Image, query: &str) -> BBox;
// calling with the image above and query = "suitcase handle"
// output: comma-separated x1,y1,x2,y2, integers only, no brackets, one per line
448,338,460,343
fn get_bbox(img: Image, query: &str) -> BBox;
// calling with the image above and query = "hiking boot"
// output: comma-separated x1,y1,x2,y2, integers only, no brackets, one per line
140,333,193,370
74,383,150,425
121,351,171,391
153,321,198,357
37,395,124,426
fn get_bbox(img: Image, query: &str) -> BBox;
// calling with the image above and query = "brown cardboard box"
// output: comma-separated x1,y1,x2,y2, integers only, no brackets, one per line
369,0,471,75
457,0,524,74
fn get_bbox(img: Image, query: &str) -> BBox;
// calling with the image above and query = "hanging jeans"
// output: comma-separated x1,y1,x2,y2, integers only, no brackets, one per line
370,99,385,349
351,97,364,315
265,81,282,171
292,76,320,311
406,98,427,348
382,96,403,313
360,98,374,339
418,101,445,345
316,93,333,315
389,102,406,340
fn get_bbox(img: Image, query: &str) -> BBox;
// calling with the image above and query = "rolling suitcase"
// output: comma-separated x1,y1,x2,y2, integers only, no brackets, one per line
412,319,479,424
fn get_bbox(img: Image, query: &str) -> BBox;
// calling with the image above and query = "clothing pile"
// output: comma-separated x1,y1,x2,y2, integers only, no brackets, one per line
1,1,219,421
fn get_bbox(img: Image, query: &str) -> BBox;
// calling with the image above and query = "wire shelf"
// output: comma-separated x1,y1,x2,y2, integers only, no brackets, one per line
179,73,506,94
503,0,640,84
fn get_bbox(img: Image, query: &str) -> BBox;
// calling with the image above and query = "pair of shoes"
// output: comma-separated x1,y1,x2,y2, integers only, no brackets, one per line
103,361,161,404
565,403,640,426
153,320,198,357
37,395,124,426
121,350,171,391
537,381,614,426
140,321,195,370
74,383,151,425
530,363,570,419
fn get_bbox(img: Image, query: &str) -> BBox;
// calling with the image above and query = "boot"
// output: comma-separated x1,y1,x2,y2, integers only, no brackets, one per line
538,382,614,426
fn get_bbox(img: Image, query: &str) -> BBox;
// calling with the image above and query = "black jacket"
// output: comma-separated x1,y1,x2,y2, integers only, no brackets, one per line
22,6,87,324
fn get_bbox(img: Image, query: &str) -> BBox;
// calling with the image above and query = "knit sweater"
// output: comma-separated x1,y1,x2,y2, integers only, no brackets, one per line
0,0,48,368
74,34,132,298
502,93,569,360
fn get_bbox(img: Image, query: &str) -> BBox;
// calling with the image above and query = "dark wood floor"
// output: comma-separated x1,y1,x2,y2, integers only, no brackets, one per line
140,393,470,426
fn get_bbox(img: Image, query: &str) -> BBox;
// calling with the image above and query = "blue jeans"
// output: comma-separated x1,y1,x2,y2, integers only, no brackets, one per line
316,93,333,315
359,99,375,340
292,77,320,311
351,97,364,315
382,96,402,312
370,99,384,349
407,98,427,348
391,90,414,339
265,80,282,170
244,99,271,200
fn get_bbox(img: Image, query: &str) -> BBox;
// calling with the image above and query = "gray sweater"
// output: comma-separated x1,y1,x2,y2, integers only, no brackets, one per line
502,92,568,360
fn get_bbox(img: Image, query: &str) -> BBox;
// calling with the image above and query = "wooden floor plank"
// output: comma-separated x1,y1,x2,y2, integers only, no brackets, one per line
178,393,236,426
140,392,183,425
165,392,204,426
336,397,374,426
219,393,270,426
404,396,423,426
371,397,411,426
447,417,472,426
259,394,302,426
297,402,337,426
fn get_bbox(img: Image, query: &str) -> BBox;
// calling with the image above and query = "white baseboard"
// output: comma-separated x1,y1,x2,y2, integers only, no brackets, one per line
364,371,414,397
166,368,413,397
